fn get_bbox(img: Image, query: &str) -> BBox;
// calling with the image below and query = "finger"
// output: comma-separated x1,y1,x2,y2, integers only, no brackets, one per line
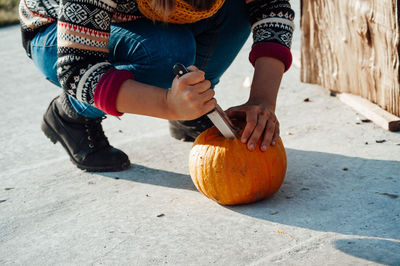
241,110,258,145
198,88,215,102
172,75,180,88
260,119,276,152
190,79,211,93
179,71,205,86
271,121,280,146
202,98,217,114
186,65,205,81
247,112,268,151
187,65,200,72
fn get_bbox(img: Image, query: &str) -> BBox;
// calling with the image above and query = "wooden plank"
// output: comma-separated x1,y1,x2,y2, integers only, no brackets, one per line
301,0,400,117
337,93,400,131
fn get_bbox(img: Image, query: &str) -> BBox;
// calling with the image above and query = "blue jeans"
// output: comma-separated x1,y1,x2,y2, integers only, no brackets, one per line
30,0,250,119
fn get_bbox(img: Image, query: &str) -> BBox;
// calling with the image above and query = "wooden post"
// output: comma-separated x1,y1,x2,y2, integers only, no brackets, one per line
301,0,400,121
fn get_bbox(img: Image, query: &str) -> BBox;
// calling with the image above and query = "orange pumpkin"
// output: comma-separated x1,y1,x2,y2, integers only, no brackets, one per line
189,125,287,205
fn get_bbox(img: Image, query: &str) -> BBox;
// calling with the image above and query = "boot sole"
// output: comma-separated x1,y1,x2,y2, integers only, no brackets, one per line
41,119,130,172
169,124,195,142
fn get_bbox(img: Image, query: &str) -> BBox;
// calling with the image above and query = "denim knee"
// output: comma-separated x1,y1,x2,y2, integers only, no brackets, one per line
146,27,196,87
152,25,196,69
30,23,59,86
109,21,196,88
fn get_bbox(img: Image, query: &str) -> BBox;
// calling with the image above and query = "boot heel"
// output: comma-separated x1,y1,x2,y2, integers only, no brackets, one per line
169,122,195,142
41,120,59,144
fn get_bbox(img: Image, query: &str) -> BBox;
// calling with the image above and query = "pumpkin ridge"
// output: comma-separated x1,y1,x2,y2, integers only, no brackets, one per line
270,139,286,194
205,144,218,202
237,142,251,204
252,150,263,200
225,140,243,204
190,144,206,196
198,145,210,198
213,144,226,203
267,149,275,196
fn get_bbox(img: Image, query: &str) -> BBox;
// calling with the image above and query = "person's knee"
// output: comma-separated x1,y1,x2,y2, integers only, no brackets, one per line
30,23,60,86
109,22,196,88
151,27,196,68
141,26,196,88
113,25,196,66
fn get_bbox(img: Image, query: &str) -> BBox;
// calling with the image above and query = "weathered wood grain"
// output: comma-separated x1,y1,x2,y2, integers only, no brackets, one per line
301,0,400,117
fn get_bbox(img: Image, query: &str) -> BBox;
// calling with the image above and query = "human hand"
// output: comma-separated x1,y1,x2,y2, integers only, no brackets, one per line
226,102,279,152
167,65,216,120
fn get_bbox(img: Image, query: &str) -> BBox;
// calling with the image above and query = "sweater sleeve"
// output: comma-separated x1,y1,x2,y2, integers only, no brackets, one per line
57,0,132,116
246,0,295,71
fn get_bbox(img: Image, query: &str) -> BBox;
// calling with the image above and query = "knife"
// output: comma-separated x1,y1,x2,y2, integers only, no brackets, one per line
173,63,237,139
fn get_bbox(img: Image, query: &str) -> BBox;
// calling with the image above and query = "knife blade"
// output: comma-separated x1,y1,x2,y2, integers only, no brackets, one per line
173,63,237,139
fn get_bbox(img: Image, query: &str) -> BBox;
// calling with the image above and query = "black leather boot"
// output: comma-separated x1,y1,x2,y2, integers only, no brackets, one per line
41,93,131,172
169,115,214,142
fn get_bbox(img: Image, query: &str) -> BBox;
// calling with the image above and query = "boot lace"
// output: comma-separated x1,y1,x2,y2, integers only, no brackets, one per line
84,116,109,149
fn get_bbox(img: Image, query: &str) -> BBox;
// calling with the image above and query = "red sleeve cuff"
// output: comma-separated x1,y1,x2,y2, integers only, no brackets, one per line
94,69,134,116
249,42,292,72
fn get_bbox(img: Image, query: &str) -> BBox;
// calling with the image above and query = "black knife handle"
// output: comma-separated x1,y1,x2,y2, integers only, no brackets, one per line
173,63,190,77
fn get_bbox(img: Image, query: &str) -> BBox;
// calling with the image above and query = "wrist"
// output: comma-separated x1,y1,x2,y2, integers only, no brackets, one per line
247,98,276,111
164,89,177,120
164,89,180,120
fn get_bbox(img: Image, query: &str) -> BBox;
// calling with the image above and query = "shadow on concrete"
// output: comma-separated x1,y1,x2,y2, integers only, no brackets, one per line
99,148,399,242
335,238,400,265
221,148,400,240
100,164,196,191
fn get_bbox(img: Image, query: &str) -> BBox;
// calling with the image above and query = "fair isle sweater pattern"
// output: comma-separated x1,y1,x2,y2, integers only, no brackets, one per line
19,0,295,115
247,0,294,48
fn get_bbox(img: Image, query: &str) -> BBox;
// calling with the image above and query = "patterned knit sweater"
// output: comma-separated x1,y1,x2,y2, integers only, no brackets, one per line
19,0,295,116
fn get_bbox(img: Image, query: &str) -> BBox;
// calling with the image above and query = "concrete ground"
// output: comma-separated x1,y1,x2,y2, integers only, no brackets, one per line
1,3,400,265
